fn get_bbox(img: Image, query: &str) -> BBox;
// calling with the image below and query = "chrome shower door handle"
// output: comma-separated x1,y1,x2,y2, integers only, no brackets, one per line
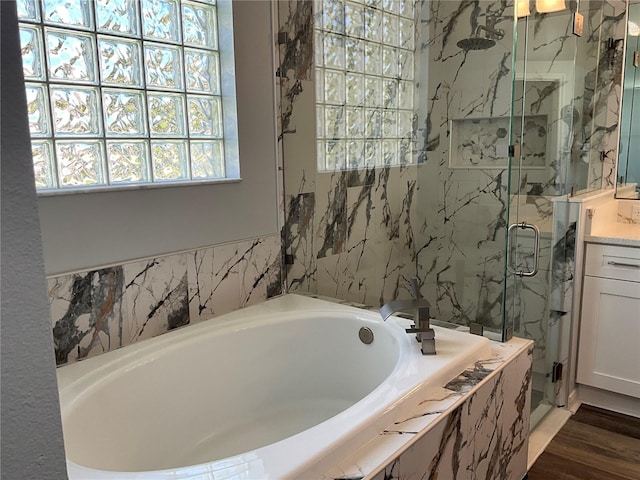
507,222,541,277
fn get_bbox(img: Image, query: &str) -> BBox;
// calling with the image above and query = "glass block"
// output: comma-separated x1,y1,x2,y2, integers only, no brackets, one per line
99,36,143,87
145,44,184,91
43,0,93,30
324,70,345,105
148,93,186,137
398,0,415,19
56,140,106,187
151,141,188,181
46,29,98,84
187,95,222,138
107,141,150,183
103,89,147,136
31,141,56,189
364,7,381,42
97,0,139,36
190,140,225,179
325,141,345,169
323,0,344,33
382,139,397,165
316,68,325,103
364,140,380,167
382,14,398,45
184,49,220,94
382,110,397,137
398,49,414,80
398,80,413,109
345,2,364,38
382,46,397,77
345,73,364,106
382,78,398,108
17,0,40,21
399,18,414,50
364,42,381,75
25,84,50,137
317,141,326,170
182,1,217,49
323,34,345,69
346,140,364,169
142,0,181,43
20,26,45,81
316,105,325,139
365,108,381,138
346,107,364,137
345,38,364,72
325,105,345,139
364,77,381,107
382,0,398,13
364,0,382,8
398,110,413,138
50,86,102,136
314,31,324,68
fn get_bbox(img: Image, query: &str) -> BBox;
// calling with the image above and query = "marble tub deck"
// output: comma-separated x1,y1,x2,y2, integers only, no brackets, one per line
319,336,533,480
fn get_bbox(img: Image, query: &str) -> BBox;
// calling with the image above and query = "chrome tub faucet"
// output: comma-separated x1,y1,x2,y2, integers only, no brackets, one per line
380,277,436,355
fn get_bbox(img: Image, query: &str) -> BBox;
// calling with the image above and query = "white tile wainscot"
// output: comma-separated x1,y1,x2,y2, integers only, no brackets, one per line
323,338,533,480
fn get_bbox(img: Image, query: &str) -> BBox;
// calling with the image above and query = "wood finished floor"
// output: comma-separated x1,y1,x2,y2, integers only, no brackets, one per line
528,404,640,480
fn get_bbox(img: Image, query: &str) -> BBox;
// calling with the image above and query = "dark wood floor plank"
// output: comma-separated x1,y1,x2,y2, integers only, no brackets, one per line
572,405,640,440
529,405,640,480
528,451,631,480
545,422,640,479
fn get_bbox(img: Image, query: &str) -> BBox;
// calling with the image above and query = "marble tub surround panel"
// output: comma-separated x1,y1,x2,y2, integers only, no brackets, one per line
323,340,533,480
48,235,282,366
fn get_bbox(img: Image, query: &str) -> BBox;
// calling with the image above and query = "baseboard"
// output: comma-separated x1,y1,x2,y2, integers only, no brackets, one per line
578,385,640,418
567,389,581,414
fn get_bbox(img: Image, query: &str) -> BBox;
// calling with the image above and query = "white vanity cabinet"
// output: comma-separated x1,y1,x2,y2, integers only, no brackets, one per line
577,243,640,398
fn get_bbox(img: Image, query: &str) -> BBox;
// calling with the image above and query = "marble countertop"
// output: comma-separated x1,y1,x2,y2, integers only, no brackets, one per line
586,223,640,248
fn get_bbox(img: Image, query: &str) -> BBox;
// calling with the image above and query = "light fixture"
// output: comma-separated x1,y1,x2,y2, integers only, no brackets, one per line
517,0,531,18
629,20,640,36
535,0,566,13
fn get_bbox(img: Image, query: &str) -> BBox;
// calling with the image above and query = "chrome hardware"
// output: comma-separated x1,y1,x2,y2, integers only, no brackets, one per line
607,261,640,269
358,327,374,345
507,222,540,277
380,277,436,355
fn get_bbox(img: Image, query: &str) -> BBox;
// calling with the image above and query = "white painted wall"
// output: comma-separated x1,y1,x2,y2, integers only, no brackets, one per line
1,2,68,477
37,0,280,275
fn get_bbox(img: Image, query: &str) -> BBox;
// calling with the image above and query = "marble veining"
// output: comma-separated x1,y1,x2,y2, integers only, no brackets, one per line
49,235,282,366
323,341,533,480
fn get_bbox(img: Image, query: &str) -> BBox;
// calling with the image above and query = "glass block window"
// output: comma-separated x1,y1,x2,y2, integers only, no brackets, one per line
315,0,415,171
18,0,229,191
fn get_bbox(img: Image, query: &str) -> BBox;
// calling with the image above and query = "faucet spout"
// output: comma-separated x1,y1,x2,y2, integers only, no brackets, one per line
379,278,436,355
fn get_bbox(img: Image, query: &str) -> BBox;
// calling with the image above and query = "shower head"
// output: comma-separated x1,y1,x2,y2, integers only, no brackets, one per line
457,24,504,51
457,37,496,50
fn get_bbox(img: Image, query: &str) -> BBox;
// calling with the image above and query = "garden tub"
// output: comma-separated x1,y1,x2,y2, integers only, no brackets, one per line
57,294,491,479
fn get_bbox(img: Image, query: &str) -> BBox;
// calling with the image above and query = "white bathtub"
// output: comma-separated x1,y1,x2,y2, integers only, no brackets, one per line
58,294,491,479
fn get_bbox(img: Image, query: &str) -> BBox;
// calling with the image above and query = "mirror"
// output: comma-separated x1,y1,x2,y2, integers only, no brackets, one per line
617,0,640,199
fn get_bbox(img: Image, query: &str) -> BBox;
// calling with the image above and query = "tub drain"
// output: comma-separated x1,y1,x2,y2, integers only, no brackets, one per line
359,327,374,345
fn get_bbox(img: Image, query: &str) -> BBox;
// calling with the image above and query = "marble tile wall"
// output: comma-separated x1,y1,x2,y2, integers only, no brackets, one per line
49,236,282,366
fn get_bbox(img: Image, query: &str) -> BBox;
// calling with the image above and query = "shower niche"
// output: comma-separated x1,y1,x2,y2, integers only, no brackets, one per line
448,114,549,169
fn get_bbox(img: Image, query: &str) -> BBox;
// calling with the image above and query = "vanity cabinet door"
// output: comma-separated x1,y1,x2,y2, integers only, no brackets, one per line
577,275,640,398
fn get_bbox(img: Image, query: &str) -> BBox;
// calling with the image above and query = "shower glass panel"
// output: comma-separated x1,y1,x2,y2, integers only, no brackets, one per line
509,0,626,428
277,0,518,344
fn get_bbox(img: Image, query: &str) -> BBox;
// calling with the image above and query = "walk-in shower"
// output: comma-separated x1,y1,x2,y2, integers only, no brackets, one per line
277,0,627,431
